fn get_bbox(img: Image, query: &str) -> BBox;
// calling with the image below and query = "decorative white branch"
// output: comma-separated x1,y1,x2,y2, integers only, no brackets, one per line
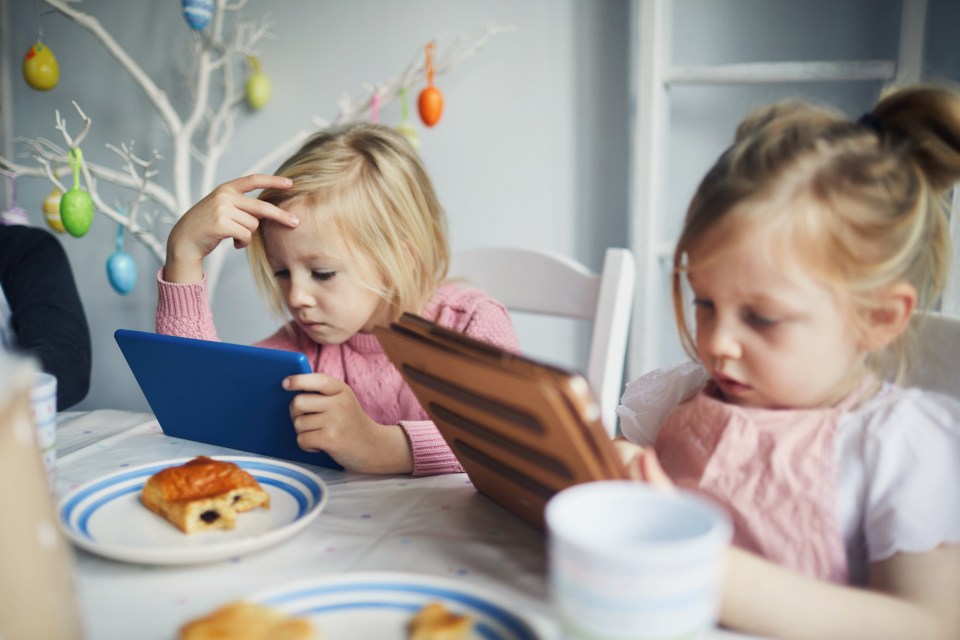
246,24,515,176
0,0,511,294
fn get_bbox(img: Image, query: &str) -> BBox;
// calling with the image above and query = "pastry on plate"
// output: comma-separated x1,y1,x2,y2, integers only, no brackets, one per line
179,601,318,640
140,456,270,534
408,601,475,640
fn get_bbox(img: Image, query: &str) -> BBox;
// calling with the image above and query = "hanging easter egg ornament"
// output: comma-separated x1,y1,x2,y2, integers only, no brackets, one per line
23,40,59,91
245,56,271,110
43,187,65,233
395,88,420,151
60,148,94,238
1,175,29,226
182,0,213,31
106,219,137,295
370,91,381,124
417,43,443,127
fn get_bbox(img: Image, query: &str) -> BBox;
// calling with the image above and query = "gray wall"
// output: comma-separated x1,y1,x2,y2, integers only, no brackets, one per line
3,0,958,411
2,1,631,411
636,0,960,372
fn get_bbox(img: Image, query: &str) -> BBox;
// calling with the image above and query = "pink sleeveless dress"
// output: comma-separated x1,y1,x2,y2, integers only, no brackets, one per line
653,380,875,584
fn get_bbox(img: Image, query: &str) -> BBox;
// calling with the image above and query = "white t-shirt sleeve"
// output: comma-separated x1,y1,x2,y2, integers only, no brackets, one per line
860,388,960,563
616,360,708,446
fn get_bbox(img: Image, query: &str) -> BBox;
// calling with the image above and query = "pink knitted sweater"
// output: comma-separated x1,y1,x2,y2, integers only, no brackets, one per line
155,271,520,475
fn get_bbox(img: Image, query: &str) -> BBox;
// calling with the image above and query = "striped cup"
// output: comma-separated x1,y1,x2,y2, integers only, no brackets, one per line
546,481,732,640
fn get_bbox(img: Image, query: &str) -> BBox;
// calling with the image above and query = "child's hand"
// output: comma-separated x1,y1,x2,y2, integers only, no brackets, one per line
284,373,414,474
611,437,674,491
164,175,299,283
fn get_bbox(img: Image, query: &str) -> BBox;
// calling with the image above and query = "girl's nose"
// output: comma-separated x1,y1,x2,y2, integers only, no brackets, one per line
286,276,315,308
700,316,743,360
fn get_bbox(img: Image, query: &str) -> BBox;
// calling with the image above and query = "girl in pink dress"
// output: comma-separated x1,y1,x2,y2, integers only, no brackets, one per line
157,123,518,476
614,85,960,638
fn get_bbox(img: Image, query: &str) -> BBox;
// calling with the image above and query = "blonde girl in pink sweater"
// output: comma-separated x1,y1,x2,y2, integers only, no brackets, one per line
158,123,519,476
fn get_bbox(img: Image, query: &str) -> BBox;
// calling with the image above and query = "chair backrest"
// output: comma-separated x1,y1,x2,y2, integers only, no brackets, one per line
448,247,636,436
904,311,960,400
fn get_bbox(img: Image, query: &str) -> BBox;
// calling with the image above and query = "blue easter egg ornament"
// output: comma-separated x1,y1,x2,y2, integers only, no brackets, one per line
107,251,137,295
182,0,213,30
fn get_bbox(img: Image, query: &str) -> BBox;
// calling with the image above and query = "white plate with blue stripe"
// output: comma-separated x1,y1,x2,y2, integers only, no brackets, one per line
249,571,545,639
57,456,328,565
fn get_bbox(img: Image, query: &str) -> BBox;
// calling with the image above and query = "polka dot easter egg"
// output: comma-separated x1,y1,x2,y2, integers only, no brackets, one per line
23,41,59,91
182,0,214,31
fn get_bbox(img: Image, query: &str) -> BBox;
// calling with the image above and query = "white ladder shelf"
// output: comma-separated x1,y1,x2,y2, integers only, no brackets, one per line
628,0,930,378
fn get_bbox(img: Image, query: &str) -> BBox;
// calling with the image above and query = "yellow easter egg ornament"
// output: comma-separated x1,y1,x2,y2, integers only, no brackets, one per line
43,188,65,233
396,122,420,151
246,56,270,110
23,41,59,91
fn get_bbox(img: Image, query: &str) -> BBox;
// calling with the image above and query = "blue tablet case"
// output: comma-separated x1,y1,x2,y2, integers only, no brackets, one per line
114,329,341,469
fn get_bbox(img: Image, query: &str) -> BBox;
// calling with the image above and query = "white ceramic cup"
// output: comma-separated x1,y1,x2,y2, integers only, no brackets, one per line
30,372,58,487
545,481,732,640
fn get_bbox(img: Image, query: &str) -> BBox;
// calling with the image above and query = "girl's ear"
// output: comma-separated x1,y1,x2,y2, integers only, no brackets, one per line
860,282,917,351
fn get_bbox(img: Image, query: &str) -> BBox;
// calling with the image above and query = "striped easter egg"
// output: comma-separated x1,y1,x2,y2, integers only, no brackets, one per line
182,0,213,30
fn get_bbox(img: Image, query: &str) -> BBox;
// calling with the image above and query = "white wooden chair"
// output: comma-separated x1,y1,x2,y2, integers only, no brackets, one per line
449,247,636,436
905,312,960,400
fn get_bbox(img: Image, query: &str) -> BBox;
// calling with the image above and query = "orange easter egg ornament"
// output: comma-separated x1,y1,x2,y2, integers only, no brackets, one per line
418,86,444,127
23,41,59,91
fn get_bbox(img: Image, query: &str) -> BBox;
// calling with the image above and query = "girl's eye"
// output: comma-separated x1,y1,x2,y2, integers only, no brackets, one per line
744,310,777,329
272,269,290,279
312,271,336,281
693,298,714,312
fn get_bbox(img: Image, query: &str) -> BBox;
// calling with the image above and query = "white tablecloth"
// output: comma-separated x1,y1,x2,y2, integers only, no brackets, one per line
53,410,750,640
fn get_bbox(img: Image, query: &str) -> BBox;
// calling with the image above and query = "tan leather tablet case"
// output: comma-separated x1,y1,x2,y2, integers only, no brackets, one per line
375,313,626,531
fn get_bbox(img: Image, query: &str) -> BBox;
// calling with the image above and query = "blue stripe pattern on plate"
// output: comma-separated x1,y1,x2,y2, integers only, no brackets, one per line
260,581,536,640
60,457,323,541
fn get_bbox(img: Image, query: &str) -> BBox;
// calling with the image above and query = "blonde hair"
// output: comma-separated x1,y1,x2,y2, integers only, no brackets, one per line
248,122,449,323
672,84,960,381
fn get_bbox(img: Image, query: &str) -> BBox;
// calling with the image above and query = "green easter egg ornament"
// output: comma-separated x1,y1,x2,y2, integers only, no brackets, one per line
60,188,94,237
246,56,270,110
60,147,94,237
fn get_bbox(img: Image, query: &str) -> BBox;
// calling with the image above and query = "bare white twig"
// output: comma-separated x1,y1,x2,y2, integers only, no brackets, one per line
54,102,92,150
0,0,510,291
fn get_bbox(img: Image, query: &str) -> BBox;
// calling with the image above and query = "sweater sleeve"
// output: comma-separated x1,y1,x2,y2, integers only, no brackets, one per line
399,287,520,476
155,268,219,340
0,226,91,410
458,297,521,353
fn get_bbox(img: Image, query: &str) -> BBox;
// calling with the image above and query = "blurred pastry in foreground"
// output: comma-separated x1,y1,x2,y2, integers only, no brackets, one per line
179,601,318,640
140,456,270,534
408,601,475,640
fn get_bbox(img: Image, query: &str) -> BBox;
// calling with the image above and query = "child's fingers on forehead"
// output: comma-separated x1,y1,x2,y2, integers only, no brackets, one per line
231,173,292,194
242,198,299,226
